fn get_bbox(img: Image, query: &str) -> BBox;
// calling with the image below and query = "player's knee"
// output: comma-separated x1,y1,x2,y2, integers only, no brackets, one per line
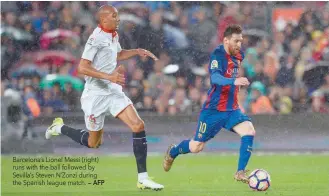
250,129,256,136
239,128,255,137
190,141,204,153
236,121,256,137
246,129,255,136
88,137,101,149
131,119,145,132
245,124,256,136
96,138,103,147
88,140,100,148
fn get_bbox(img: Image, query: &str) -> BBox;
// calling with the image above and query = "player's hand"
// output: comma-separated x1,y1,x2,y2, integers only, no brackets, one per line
108,65,125,86
137,48,159,61
234,77,250,86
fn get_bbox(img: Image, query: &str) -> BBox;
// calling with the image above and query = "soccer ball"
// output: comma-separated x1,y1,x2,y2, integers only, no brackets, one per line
248,169,271,191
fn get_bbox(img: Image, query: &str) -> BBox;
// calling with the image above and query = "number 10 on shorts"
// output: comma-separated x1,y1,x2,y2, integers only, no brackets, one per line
199,121,207,133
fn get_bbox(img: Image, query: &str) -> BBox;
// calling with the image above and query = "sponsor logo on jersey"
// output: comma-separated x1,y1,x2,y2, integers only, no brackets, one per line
226,68,239,77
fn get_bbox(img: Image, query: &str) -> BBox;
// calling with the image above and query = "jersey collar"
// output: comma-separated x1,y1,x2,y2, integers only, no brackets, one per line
221,44,242,61
98,24,117,38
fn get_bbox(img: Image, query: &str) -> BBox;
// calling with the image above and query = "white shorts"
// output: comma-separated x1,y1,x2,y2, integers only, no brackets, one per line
81,90,132,131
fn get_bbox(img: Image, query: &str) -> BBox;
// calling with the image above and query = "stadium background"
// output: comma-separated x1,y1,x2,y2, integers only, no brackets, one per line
1,1,329,195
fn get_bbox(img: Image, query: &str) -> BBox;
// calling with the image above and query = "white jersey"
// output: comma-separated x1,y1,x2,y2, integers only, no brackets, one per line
81,26,122,95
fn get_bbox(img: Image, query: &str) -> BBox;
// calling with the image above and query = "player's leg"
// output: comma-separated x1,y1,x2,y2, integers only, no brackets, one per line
116,105,147,175
45,114,104,149
233,121,255,183
113,96,163,190
163,139,206,172
163,109,224,172
224,109,255,183
166,119,208,159
45,94,107,148
88,129,103,148
98,129,104,145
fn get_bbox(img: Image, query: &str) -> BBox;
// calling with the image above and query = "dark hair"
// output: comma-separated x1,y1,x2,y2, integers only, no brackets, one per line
223,24,242,38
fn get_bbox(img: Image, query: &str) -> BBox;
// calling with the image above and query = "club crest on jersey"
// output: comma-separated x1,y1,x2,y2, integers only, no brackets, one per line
211,60,218,69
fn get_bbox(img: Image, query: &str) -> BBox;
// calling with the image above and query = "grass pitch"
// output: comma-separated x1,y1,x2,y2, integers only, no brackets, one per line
2,154,329,196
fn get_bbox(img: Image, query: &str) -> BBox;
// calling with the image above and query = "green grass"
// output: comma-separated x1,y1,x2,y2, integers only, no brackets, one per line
2,154,329,196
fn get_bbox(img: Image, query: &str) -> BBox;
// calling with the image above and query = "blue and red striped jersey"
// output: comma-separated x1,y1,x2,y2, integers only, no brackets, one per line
202,45,245,111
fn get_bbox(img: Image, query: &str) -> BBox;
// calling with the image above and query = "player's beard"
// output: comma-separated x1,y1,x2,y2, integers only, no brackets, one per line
228,45,235,56
232,47,240,56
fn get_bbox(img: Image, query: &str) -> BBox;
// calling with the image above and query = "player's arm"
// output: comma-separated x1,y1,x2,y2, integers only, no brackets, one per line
77,59,125,86
211,71,249,86
209,53,249,86
117,49,138,61
209,54,236,86
211,72,235,86
79,36,125,86
117,48,159,61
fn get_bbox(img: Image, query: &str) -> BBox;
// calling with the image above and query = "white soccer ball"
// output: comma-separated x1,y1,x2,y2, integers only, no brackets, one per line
248,169,271,191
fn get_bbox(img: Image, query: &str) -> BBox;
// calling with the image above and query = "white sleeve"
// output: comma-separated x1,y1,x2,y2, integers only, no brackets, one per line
117,41,122,53
81,36,98,61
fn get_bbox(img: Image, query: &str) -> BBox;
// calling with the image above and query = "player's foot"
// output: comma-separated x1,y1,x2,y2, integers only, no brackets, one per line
234,170,250,184
45,118,64,139
137,177,164,191
163,144,176,172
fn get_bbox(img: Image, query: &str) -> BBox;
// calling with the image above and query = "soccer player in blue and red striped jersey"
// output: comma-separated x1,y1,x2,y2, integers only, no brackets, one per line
163,25,256,183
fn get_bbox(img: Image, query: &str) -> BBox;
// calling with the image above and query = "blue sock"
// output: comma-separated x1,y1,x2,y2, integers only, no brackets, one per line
238,135,254,171
169,139,191,159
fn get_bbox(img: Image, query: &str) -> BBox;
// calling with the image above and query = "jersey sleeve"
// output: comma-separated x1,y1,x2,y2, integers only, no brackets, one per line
209,51,223,75
81,36,99,61
209,50,235,86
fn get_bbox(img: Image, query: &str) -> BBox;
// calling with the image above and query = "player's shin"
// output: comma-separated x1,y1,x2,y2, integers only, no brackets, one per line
132,131,148,180
169,139,191,159
237,135,254,171
61,125,90,148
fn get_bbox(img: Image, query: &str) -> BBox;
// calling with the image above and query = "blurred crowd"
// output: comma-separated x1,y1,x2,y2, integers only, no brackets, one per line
1,1,329,120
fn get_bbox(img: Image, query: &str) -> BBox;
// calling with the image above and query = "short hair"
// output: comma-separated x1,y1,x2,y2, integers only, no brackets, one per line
223,24,242,38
